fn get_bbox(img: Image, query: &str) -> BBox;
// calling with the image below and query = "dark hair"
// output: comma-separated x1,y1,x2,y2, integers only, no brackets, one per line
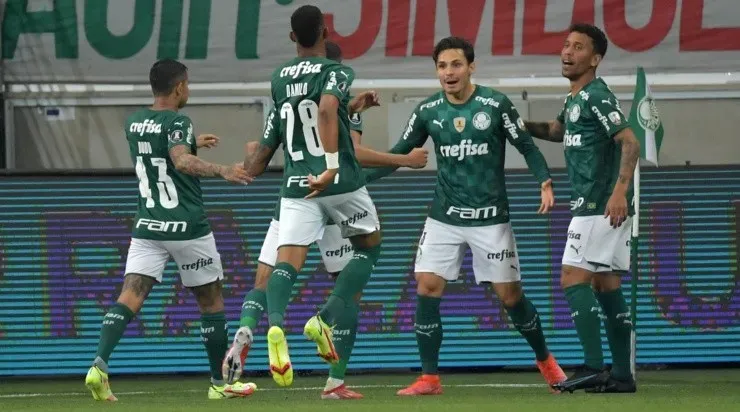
433,36,475,64
291,5,324,48
325,40,342,62
149,59,187,96
569,23,608,57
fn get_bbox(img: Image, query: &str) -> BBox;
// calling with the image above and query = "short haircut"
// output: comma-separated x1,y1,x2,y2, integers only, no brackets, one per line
325,40,342,62
433,36,475,64
291,5,324,48
569,23,608,57
149,59,187,96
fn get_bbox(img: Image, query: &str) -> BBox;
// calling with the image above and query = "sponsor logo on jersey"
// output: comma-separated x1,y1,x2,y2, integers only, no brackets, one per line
591,105,610,131
487,249,516,261
181,257,214,271
569,105,581,122
286,174,339,187
325,244,354,258
340,211,368,227
579,90,590,101
502,113,519,139
326,71,338,91
280,61,322,79
563,131,582,147
517,117,526,131
263,110,276,139
608,111,622,125
474,96,500,107
567,230,582,240
130,119,162,136
402,113,417,140
453,117,466,132
420,98,443,111
472,112,491,130
432,119,445,129
439,139,489,160
135,218,187,233
446,205,498,220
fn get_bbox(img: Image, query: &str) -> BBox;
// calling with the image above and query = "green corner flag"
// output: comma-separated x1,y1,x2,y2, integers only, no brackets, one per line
629,67,664,165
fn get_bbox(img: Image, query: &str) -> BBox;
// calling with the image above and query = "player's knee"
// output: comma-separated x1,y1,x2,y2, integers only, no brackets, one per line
592,273,621,293
254,263,273,289
494,283,523,308
190,280,225,313
560,265,592,289
415,272,445,297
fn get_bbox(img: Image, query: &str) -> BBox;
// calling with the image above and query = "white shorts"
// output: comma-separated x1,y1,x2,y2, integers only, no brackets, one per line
414,217,521,284
124,233,224,288
561,215,632,273
257,219,354,273
278,187,380,247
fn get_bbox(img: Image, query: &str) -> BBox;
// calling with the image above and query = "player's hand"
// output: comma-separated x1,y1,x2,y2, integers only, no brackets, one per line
197,134,220,149
349,91,380,114
305,169,338,199
605,190,628,228
538,179,555,214
404,147,428,169
220,163,253,185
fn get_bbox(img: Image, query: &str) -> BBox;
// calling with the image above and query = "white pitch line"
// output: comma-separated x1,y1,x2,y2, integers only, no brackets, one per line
0,382,668,398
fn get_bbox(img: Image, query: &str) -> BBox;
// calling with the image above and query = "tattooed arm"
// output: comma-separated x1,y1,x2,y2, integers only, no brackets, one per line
612,128,641,190
170,145,251,184
524,120,565,142
243,143,278,177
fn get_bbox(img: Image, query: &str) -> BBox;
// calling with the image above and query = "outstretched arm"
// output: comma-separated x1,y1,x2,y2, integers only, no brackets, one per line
524,120,564,142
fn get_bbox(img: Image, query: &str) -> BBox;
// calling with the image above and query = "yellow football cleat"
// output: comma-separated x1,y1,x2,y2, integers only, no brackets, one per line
267,326,293,387
303,314,339,364
85,365,117,401
208,381,256,399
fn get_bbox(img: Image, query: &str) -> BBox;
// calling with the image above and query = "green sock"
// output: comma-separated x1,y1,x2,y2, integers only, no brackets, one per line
415,295,442,375
328,301,359,380
201,312,228,385
564,283,604,370
319,244,380,325
596,288,633,380
240,288,267,329
94,303,135,368
267,263,298,327
505,295,550,362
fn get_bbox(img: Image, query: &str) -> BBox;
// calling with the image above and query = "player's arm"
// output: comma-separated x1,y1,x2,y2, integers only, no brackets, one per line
167,117,251,184
317,68,356,173
362,106,429,183
501,98,554,213
590,93,640,226
523,119,564,142
354,144,427,168
243,106,280,177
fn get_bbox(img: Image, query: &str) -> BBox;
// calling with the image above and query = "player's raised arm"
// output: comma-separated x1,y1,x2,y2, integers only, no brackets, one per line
500,98,554,214
363,105,430,182
318,67,355,169
167,117,252,184
244,106,281,177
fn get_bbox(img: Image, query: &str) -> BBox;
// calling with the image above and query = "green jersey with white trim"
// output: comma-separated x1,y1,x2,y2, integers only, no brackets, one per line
126,109,210,241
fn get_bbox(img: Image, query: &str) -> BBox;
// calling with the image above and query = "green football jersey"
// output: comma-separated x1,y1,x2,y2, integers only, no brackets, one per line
366,85,551,227
268,105,364,222
556,77,634,216
263,57,365,199
126,109,210,241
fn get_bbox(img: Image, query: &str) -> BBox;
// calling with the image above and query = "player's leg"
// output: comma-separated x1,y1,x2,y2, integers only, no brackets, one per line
85,238,166,401
316,225,363,399
469,222,566,390
308,188,381,366
398,218,465,396
223,219,279,383
554,216,618,392
267,198,325,386
173,234,254,399
587,218,636,393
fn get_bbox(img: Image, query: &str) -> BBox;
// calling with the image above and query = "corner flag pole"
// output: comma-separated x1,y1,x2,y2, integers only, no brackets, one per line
629,162,639,377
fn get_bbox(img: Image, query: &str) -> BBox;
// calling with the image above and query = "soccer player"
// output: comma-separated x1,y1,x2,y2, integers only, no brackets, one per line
362,36,568,395
84,59,255,401
223,40,426,399
241,4,383,392
524,23,640,393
